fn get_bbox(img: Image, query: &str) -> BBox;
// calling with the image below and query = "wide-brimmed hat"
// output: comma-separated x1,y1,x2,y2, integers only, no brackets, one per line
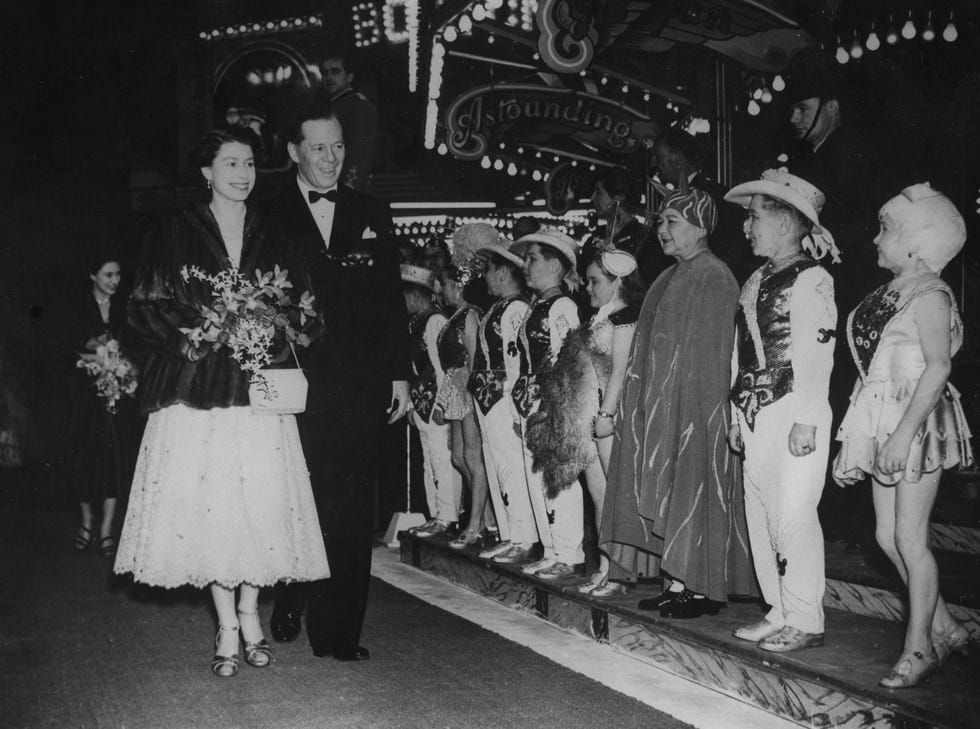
476,237,525,269
400,264,437,292
725,168,840,263
510,227,579,271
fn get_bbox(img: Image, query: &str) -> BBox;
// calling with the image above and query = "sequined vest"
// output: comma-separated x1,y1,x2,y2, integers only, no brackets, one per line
468,295,521,415
511,291,568,418
408,310,440,422
732,259,817,429
437,305,479,371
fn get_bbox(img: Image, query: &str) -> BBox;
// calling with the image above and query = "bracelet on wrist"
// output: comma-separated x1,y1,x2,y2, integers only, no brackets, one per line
596,410,614,420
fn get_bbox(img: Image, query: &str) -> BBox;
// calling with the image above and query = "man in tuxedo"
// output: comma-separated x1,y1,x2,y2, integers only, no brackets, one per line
267,102,411,661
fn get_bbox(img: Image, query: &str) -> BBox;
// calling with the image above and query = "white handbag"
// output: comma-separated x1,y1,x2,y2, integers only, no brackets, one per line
248,345,308,415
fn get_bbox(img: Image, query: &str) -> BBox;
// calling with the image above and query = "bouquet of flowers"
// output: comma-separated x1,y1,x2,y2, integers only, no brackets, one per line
178,265,316,374
76,339,139,414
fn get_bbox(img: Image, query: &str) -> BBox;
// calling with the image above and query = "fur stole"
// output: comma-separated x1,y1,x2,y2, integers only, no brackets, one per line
525,326,600,498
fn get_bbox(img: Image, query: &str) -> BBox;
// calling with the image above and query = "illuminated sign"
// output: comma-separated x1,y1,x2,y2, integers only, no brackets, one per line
353,0,435,47
445,84,649,160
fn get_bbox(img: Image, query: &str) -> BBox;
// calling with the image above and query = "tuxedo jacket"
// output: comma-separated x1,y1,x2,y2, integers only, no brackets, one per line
264,182,410,416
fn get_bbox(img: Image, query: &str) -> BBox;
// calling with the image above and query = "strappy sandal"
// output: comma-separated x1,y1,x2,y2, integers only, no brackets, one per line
590,578,626,598
879,649,939,688
237,610,271,668
211,625,240,677
449,528,483,550
99,536,117,558
74,526,93,552
577,571,608,594
932,624,971,666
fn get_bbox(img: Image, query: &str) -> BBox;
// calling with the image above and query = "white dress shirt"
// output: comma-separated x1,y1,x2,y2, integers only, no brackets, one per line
296,177,337,249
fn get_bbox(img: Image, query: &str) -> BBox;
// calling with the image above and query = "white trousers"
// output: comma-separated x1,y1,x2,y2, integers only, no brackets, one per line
739,395,829,634
475,399,538,544
519,415,584,565
413,413,462,523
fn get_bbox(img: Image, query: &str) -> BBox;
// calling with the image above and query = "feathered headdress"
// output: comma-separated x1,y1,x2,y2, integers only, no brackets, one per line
450,223,497,284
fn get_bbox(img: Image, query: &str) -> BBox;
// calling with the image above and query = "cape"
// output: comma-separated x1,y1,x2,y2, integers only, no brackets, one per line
599,250,756,601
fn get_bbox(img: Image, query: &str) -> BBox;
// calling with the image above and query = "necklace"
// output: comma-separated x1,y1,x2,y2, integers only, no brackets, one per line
94,293,111,306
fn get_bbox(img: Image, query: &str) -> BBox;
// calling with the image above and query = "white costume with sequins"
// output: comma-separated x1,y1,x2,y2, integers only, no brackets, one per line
733,260,836,634
512,291,583,565
834,272,974,484
468,295,533,545
409,310,462,523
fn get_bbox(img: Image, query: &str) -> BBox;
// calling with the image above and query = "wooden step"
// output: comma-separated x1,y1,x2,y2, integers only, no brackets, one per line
400,532,979,729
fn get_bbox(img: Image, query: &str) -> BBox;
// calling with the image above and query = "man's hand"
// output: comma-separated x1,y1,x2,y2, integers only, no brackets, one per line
387,380,410,423
788,422,817,457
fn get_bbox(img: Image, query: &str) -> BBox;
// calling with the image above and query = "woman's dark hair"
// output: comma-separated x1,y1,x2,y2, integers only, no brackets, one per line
586,252,646,308
194,125,260,169
85,250,122,276
485,251,524,283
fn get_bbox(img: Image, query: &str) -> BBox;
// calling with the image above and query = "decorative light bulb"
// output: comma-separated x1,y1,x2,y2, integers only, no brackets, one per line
772,75,785,92
752,86,763,100
849,33,864,59
443,26,458,42
943,15,958,43
493,159,504,171
472,5,486,21
901,12,916,40
886,16,899,45
835,45,850,64
761,89,773,104
507,163,518,176
481,156,491,169
922,11,935,41
437,143,448,155
458,14,472,33
866,26,880,51
747,99,760,116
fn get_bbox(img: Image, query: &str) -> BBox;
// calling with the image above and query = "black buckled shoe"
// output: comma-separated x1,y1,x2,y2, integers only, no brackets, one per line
659,589,722,619
637,590,674,611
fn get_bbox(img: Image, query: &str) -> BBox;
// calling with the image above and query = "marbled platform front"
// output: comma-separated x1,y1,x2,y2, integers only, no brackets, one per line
400,533,980,729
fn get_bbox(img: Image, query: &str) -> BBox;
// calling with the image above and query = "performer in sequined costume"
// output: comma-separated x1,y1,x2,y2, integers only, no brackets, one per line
402,265,461,536
510,229,584,580
525,247,644,596
725,170,839,653
833,184,974,687
467,239,535,563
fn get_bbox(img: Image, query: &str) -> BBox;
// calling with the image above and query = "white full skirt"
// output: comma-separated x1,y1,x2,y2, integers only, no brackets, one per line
114,404,330,589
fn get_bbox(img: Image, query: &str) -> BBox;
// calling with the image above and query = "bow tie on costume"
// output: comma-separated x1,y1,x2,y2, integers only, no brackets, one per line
308,189,338,204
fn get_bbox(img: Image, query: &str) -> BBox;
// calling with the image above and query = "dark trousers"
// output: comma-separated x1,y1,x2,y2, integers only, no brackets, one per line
274,409,383,649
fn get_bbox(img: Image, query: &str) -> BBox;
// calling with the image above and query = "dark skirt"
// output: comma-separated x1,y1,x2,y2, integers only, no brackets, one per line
63,372,143,503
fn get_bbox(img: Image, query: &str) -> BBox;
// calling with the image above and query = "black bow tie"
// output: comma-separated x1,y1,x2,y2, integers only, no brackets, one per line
308,188,337,204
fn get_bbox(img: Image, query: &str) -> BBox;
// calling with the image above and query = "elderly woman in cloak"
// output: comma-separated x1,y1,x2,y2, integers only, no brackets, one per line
599,188,756,618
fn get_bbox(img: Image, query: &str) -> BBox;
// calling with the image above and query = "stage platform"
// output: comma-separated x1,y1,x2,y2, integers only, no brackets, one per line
399,531,979,729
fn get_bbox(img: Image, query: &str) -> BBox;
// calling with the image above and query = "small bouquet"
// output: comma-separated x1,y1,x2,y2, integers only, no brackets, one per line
179,265,317,414
76,339,139,414
179,265,315,374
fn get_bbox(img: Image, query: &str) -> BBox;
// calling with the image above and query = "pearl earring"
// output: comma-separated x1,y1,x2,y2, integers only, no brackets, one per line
206,179,212,190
